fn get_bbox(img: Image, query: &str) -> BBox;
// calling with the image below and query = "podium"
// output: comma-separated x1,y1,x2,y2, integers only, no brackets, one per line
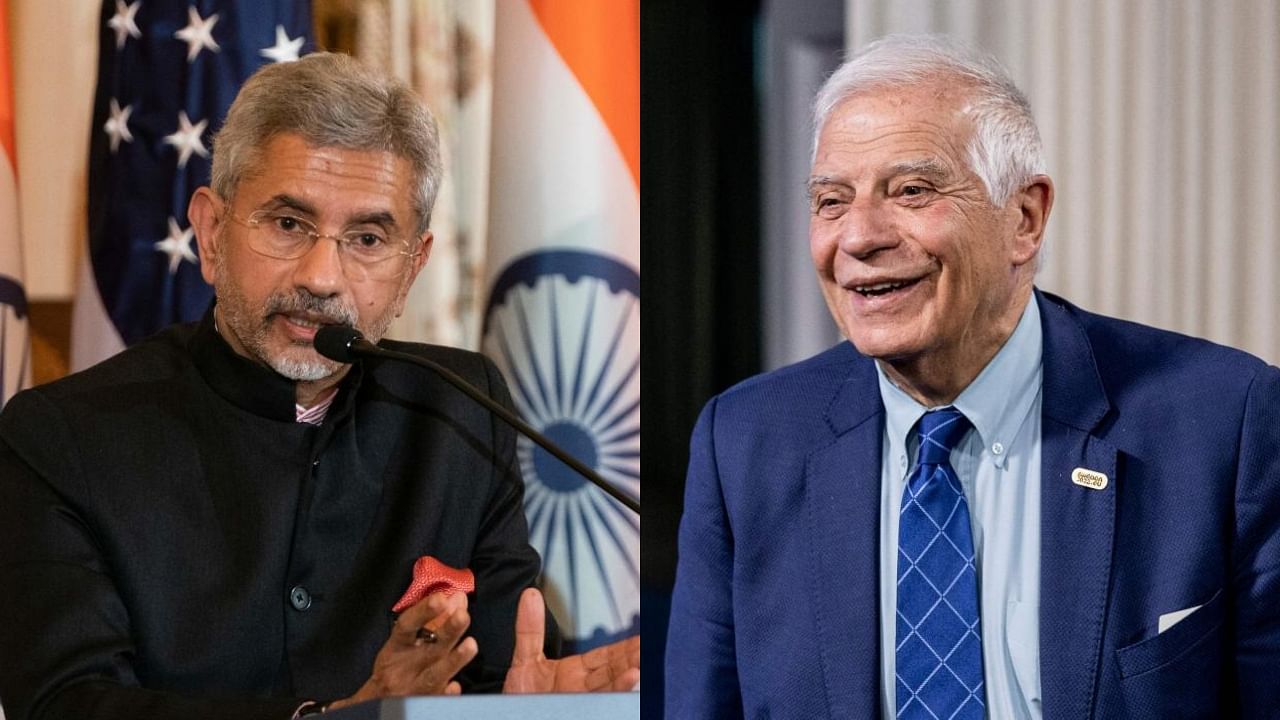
324,692,640,719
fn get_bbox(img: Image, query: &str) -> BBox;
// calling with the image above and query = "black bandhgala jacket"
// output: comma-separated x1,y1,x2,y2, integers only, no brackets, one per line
0,307,554,719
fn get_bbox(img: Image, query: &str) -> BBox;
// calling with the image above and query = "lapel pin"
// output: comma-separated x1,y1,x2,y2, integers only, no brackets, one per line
1072,467,1109,490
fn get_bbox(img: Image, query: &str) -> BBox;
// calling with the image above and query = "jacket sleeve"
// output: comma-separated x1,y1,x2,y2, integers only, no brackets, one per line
0,390,305,720
1231,364,1280,715
664,396,745,719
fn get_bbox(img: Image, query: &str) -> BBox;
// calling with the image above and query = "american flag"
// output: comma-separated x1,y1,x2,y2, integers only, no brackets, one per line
80,0,312,360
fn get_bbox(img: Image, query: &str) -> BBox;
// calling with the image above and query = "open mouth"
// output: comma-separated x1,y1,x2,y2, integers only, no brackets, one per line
275,313,342,342
273,307,349,329
852,277,921,297
280,314,330,329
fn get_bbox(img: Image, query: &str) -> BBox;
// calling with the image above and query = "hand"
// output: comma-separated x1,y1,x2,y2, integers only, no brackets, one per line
328,592,477,711
502,588,641,693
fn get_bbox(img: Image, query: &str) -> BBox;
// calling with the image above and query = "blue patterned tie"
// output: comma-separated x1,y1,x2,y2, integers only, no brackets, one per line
896,408,985,719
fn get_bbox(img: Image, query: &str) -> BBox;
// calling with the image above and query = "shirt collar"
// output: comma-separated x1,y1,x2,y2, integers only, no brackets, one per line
877,296,1043,469
296,386,339,425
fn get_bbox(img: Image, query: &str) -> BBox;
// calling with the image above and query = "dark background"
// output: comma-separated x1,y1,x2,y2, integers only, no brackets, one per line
641,1,764,716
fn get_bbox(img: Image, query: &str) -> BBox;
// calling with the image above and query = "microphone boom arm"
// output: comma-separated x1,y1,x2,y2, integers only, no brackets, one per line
348,338,640,514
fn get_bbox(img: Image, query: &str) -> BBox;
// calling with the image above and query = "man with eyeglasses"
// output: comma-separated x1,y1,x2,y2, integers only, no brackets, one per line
0,53,638,720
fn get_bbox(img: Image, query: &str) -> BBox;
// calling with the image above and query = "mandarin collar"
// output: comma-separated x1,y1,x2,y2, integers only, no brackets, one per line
188,303,364,424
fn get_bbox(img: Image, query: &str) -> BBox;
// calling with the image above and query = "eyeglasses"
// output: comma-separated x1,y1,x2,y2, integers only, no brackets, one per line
225,209,421,282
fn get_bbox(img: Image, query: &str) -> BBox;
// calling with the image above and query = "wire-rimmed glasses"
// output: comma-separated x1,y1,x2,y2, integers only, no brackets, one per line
225,209,421,282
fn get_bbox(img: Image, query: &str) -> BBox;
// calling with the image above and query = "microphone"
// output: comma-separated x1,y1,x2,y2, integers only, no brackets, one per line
313,325,640,514
312,324,373,363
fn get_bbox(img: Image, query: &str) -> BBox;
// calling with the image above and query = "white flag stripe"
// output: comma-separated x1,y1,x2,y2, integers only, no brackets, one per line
70,250,125,371
483,1,639,650
1,143,30,406
487,1,638,266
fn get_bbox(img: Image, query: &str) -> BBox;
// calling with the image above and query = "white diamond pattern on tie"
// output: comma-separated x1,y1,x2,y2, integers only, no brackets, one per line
896,409,985,720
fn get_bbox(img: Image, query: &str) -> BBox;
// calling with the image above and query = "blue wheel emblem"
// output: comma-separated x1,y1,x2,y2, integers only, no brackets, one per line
482,248,640,652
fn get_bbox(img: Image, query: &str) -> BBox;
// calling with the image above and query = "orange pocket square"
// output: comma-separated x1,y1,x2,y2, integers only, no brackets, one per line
392,556,475,613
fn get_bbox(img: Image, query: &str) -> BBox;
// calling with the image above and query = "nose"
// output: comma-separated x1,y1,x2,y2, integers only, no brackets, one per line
837,200,899,259
290,235,345,297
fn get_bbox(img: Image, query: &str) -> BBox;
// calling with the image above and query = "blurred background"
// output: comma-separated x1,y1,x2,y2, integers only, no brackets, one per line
644,0,1278,714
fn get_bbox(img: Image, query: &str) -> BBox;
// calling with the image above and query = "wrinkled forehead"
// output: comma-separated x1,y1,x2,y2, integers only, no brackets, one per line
820,80,976,142
821,87,969,146
242,134,426,232
813,81,980,178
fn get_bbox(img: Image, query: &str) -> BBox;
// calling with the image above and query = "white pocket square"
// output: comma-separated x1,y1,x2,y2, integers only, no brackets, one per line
1157,604,1202,634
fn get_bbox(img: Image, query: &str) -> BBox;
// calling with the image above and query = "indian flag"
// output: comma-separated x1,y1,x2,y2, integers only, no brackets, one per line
481,1,639,653
1,0,30,409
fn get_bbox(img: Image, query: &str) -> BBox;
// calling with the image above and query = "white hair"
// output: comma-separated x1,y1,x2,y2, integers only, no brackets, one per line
813,34,1045,207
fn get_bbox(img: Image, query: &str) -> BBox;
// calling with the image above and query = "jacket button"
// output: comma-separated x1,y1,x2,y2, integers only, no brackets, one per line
289,585,312,611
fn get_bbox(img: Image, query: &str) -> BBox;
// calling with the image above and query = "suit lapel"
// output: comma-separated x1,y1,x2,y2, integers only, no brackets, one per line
805,354,883,718
1036,292,1118,720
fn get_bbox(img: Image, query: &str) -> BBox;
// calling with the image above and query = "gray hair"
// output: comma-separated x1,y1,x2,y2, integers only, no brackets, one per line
212,52,442,234
813,34,1044,207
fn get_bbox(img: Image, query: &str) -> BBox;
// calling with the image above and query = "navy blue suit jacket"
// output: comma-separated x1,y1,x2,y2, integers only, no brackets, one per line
666,291,1280,719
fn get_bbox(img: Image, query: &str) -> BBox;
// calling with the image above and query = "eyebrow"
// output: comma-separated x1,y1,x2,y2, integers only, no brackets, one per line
263,194,317,216
348,210,399,230
885,158,954,181
263,194,400,229
805,175,848,196
806,158,954,192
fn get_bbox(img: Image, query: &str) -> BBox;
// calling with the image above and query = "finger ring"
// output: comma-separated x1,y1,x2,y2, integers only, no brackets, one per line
416,627,438,644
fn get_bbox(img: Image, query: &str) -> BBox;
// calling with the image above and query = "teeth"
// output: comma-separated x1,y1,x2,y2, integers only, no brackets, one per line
287,316,322,328
854,280,911,294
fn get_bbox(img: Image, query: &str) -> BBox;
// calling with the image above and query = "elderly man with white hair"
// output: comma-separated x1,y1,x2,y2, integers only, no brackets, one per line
666,34,1279,719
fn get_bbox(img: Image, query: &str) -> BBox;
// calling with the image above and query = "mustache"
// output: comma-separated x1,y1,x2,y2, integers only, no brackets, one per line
263,290,358,328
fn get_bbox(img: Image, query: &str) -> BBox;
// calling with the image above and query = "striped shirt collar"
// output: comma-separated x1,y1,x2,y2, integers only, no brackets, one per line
296,386,339,425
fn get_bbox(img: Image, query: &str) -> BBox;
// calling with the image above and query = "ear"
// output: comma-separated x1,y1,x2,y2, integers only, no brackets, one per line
1010,174,1053,267
188,187,224,285
393,231,433,318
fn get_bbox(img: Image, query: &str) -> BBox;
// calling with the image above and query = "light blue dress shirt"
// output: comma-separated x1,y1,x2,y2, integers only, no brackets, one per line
878,298,1044,719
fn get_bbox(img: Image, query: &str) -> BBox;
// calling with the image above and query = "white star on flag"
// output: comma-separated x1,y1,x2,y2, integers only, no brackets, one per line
104,98,135,153
174,6,221,63
163,111,209,168
153,218,198,274
260,25,304,63
107,0,142,50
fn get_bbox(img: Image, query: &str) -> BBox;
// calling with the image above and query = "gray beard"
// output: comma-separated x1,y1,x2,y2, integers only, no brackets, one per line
210,237,407,383
267,350,336,382
213,273,355,382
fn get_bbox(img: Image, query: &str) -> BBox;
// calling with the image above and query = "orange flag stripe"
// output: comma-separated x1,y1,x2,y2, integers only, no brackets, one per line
0,0,17,166
528,0,639,187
